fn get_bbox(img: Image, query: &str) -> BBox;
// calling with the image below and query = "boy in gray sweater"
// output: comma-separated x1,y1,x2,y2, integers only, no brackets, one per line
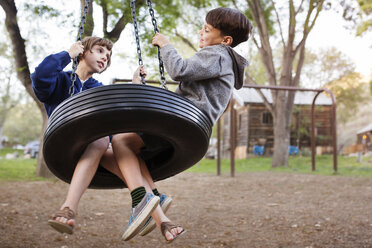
113,7,252,243
153,7,252,125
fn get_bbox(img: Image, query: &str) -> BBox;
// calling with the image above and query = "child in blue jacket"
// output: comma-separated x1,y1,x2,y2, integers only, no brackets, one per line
31,36,158,235
32,36,115,234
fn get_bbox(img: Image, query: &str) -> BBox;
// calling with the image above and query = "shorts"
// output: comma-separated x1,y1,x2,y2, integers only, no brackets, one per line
137,132,172,162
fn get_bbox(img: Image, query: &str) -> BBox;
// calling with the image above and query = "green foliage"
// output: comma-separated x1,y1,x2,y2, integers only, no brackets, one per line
254,0,275,36
24,3,60,18
95,0,131,30
337,0,372,36
137,1,183,56
187,0,211,8
189,155,372,177
356,0,372,35
3,101,42,145
0,148,20,157
291,105,311,138
301,47,355,88
325,72,368,124
245,47,268,85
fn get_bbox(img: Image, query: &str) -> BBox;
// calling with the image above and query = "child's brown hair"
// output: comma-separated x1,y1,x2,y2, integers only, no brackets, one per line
206,7,253,47
79,36,113,70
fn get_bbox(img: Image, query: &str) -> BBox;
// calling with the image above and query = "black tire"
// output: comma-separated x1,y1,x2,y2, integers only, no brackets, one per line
43,84,212,189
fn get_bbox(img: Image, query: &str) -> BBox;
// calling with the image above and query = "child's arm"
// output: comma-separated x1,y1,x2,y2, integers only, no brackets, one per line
152,33,222,81
31,42,83,103
132,65,147,84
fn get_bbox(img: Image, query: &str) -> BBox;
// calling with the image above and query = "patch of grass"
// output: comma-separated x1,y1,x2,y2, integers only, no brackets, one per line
0,148,46,182
1,146,372,182
0,158,46,182
0,147,22,157
189,155,372,177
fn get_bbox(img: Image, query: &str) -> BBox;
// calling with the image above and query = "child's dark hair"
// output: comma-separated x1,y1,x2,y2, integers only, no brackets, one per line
79,36,114,70
206,7,253,47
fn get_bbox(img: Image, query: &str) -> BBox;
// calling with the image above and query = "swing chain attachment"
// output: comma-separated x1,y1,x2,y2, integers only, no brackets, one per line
130,0,146,84
69,0,91,97
146,0,167,89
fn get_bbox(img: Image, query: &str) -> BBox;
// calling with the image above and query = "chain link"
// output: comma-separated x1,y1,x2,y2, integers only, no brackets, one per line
130,0,146,84
130,0,167,89
69,0,91,97
146,0,167,89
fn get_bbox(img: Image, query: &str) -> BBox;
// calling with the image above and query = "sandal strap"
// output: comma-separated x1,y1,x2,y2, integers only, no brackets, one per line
160,221,181,237
51,207,75,220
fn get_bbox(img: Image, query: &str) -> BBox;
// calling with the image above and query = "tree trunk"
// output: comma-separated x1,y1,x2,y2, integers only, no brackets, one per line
246,0,324,167
1,0,52,177
272,91,290,167
36,113,54,178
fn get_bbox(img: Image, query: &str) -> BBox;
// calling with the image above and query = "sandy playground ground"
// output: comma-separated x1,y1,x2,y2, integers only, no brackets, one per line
1,172,372,248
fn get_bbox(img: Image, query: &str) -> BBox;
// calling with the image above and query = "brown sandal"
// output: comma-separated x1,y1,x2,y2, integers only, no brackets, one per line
48,207,76,234
161,222,186,244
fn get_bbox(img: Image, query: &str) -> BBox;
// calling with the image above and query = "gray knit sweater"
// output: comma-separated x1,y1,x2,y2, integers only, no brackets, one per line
160,44,248,125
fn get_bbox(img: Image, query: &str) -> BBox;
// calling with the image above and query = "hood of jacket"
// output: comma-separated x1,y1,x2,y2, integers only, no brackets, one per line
225,46,248,90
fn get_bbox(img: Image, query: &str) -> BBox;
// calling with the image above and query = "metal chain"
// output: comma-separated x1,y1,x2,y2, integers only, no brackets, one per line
146,0,167,89
130,0,146,84
69,0,91,97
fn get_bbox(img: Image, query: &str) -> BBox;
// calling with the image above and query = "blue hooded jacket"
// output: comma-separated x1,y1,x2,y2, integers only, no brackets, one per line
31,51,103,117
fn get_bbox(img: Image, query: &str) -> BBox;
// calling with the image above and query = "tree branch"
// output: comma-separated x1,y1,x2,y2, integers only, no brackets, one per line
295,0,305,15
175,31,197,52
100,0,108,35
288,0,296,47
269,0,285,47
247,0,277,86
251,35,261,49
232,0,239,9
308,1,324,32
293,0,324,55
181,16,201,30
0,0,37,103
104,14,131,42
293,43,306,87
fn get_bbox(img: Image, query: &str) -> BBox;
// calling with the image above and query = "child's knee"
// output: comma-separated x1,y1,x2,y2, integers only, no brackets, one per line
111,133,143,152
112,133,135,146
89,137,110,152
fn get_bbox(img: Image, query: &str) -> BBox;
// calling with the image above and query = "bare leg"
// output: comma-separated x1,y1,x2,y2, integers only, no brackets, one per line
56,137,109,227
102,135,183,242
138,158,183,241
138,157,156,190
111,133,145,191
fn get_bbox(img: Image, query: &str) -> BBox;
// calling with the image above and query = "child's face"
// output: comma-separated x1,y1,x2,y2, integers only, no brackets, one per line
198,23,224,48
83,44,111,73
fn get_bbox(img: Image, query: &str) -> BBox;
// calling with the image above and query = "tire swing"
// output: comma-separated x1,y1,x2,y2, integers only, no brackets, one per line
43,0,212,189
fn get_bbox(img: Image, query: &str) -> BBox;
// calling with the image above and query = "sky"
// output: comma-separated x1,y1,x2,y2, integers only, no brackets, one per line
1,1,371,87
307,10,372,80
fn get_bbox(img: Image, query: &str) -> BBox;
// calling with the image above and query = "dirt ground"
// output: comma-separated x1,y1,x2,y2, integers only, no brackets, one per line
1,172,372,248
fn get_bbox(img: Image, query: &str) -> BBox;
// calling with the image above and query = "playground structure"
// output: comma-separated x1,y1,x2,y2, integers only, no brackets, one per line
216,84,338,176
220,87,333,157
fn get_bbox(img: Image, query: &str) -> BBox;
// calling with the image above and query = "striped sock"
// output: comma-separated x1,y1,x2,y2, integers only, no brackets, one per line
152,188,160,197
131,186,146,208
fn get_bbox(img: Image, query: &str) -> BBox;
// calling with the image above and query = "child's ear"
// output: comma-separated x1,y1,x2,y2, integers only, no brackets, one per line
221,36,233,46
